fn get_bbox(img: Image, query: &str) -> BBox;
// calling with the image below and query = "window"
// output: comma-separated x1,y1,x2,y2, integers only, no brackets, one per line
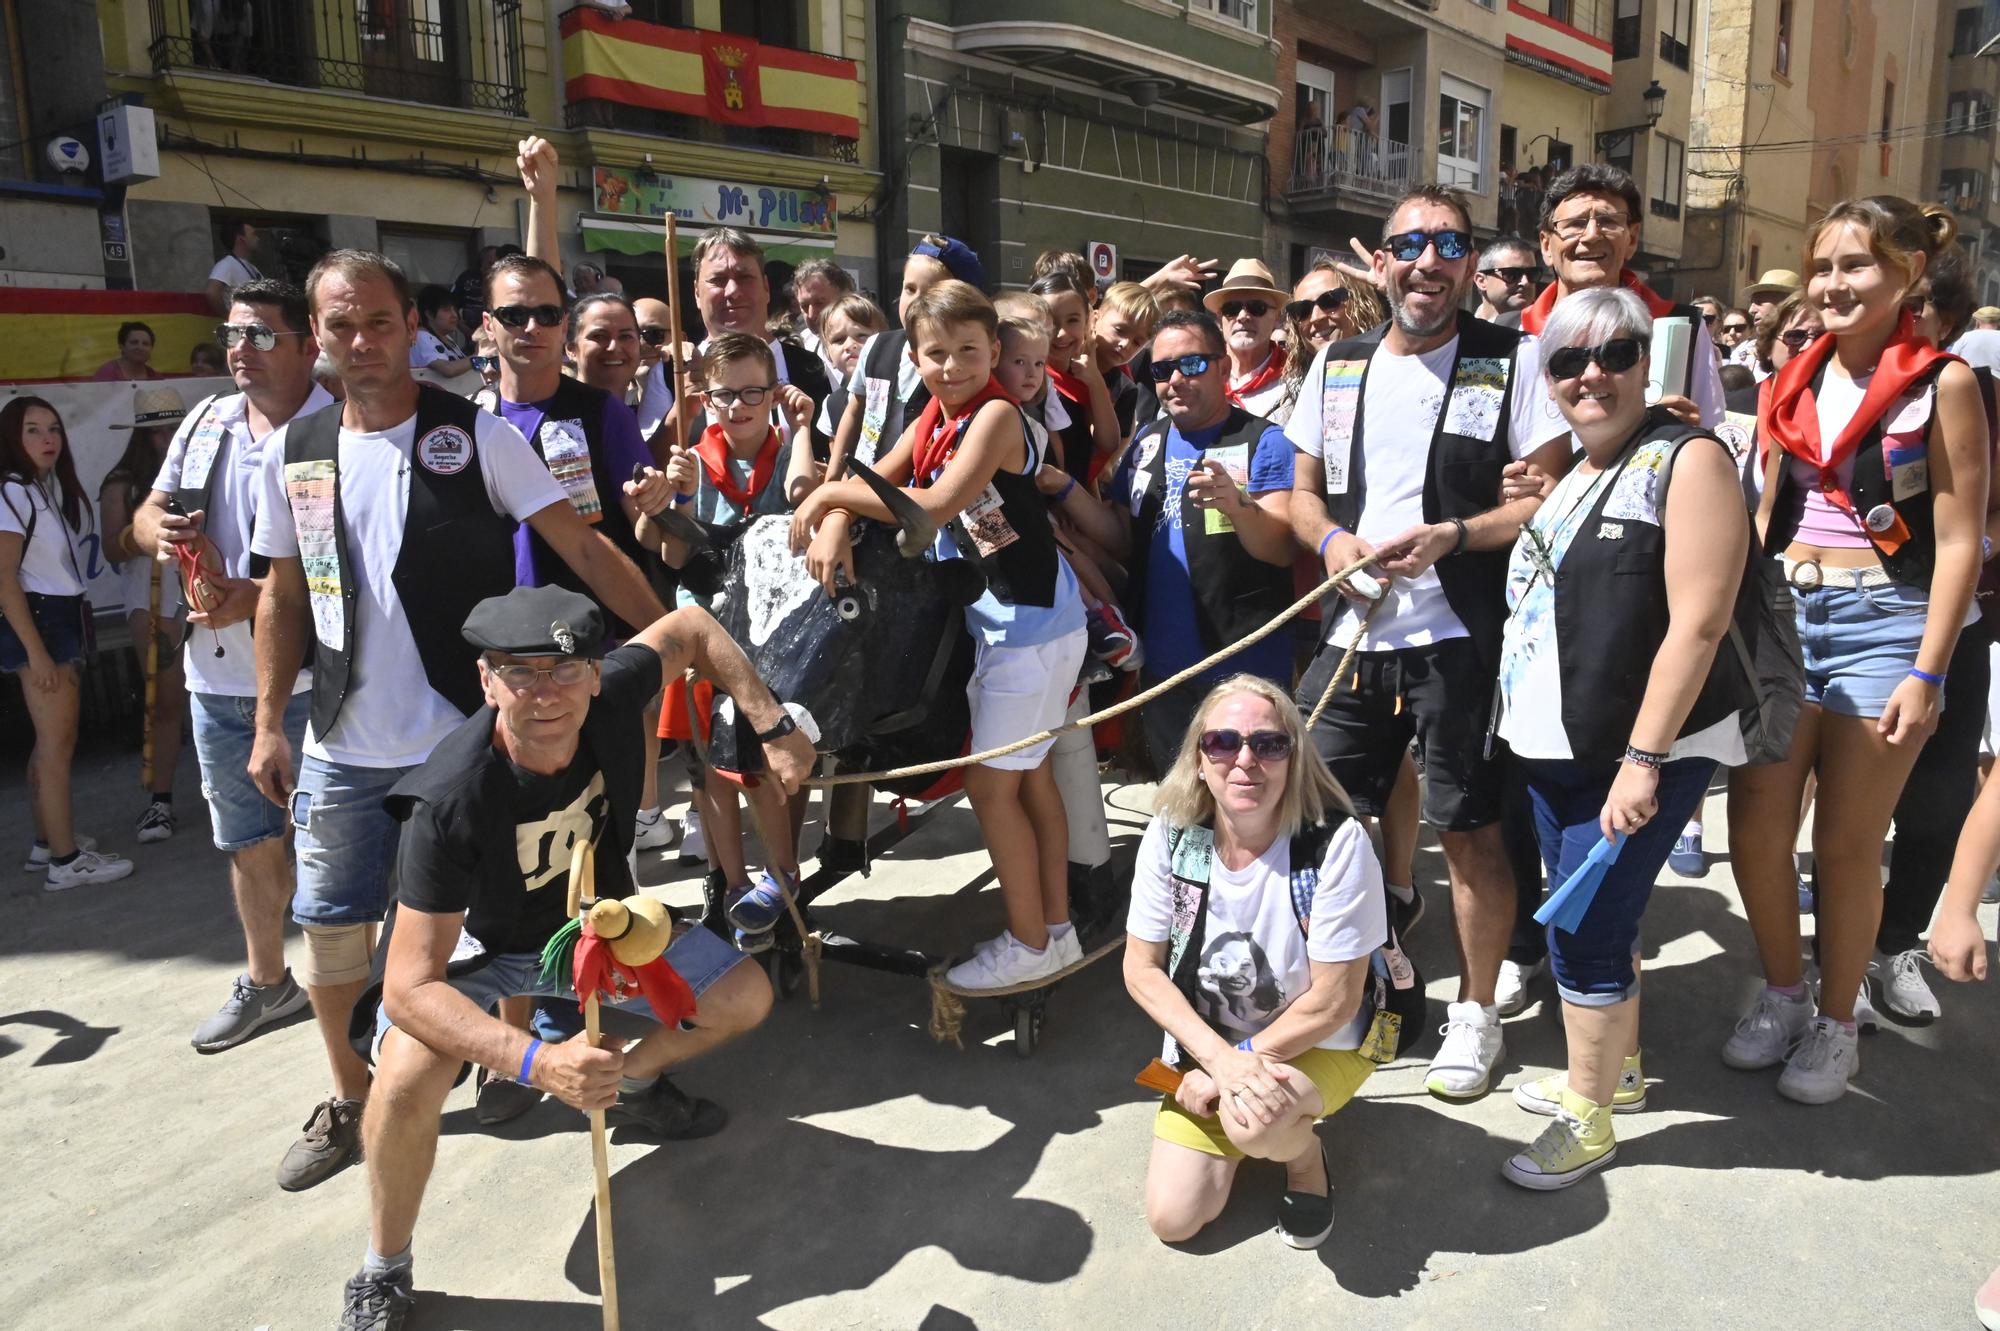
1191,0,1258,28
1603,129,1636,176
1438,75,1489,193
721,0,806,49
1941,168,1985,211
1614,0,1642,60
1954,7,1983,55
1881,81,1895,142
1659,0,1692,70
1549,0,1571,22
1775,0,1794,77
1949,91,1991,131
1650,135,1684,220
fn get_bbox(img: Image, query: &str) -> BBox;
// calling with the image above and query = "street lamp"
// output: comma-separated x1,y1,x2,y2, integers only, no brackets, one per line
1595,80,1667,154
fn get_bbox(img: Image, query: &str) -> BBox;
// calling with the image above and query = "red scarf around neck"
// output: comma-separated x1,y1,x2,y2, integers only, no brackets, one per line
1046,356,1089,405
1227,344,1285,405
694,423,781,511
1520,268,1678,336
910,376,1016,484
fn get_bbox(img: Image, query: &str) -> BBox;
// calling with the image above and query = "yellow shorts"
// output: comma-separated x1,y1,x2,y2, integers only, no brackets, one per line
1153,1046,1374,1158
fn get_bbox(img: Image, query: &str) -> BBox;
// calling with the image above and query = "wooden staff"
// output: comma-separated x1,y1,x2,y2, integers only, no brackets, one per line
140,551,161,790
566,838,621,1331
664,212,691,456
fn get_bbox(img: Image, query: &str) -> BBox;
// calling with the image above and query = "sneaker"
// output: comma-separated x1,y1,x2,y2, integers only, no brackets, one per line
943,931,1066,991
633,807,678,853
1275,1142,1334,1249
1085,602,1143,672
473,1068,543,1125
1666,828,1704,877
1720,987,1815,1070
606,1075,727,1140
1425,1001,1504,1100
1798,864,1815,914
1501,1089,1617,1191
277,1097,364,1191
135,800,176,843
1976,1263,2000,1331
726,868,797,935
44,848,135,891
1851,979,1880,1034
1982,875,2000,906
1387,883,1424,939
1874,948,1941,1023
1513,1052,1648,1116
21,834,94,872
732,924,773,955
1776,1016,1860,1104
338,1267,415,1331
1048,925,1084,972
1495,957,1544,1018
677,806,707,864
190,970,309,1052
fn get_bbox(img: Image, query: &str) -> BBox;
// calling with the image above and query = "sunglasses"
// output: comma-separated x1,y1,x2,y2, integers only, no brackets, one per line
706,384,776,408
1478,265,1537,283
1146,353,1216,382
1720,321,1750,334
214,323,307,351
1385,229,1473,262
1284,290,1351,322
490,303,566,330
1701,312,1718,325
1546,336,1647,381
1779,328,1823,350
638,326,670,346
487,659,594,691
1219,299,1272,319
470,355,499,372
1198,728,1294,763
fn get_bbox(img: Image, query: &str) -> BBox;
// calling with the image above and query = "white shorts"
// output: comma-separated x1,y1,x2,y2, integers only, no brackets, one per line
968,630,1088,770
1984,639,2000,760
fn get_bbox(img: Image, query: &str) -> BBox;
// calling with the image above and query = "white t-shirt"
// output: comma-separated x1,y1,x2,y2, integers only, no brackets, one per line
409,329,462,370
1951,328,2000,374
0,477,91,596
155,386,334,698
250,408,566,768
1127,815,1388,1050
208,253,260,288
1288,334,1565,650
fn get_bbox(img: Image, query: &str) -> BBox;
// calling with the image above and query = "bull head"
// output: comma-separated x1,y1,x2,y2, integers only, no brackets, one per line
848,458,934,559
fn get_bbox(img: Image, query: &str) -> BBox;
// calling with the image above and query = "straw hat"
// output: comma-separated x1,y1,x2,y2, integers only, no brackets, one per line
1202,258,1288,314
1739,269,1802,304
587,895,675,967
111,385,191,430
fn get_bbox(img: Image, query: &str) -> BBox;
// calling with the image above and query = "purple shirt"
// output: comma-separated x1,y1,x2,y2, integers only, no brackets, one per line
498,389,651,587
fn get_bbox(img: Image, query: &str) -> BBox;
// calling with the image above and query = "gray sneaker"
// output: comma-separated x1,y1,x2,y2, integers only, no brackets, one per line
339,1267,415,1331
191,971,309,1052
277,1097,363,1192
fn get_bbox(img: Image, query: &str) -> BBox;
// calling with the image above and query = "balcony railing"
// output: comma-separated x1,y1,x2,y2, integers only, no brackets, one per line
146,0,527,117
1288,124,1413,204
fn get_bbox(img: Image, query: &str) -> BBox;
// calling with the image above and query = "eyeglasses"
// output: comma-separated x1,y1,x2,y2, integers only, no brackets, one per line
1779,328,1823,350
486,659,594,691
706,384,777,407
214,323,307,351
1197,728,1294,763
638,326,670,346
1219,299,1272,319
1146,353,1216,382
1546,336,1648,381
490,303,566,330
1284,290,1351,322
1385,229,1473,262
1478,266,1537,284
470,355,499,372
1549,211,1632,240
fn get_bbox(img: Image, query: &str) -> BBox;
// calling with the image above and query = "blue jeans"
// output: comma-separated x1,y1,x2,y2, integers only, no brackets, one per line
190,691,309,850
1794,574,1927,719
1520,755,1717,1006
289,753,413,927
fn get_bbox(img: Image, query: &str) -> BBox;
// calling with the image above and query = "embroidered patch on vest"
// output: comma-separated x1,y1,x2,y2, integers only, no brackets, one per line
1442,356,1509,442
538,418,603,523
416,424,473,475
178,408,228,491
1202,443,1251,536
282,458,344,650
1319,359,1367,494
859,377,892,464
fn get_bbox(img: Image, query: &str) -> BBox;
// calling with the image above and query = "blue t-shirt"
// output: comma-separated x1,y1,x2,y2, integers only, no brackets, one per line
498,391,651,588
1108,414,1295,685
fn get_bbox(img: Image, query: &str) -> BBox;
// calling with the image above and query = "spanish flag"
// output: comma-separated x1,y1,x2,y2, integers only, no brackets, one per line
0,289,215,383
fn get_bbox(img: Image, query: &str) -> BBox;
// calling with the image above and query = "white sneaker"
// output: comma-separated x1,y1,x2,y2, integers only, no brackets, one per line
943,931,1065,991
1874,948,1941,1023
1851,980,1880,1034
677,806,707,863
1495,957,1544,1017
1049,926,1083,971
134,801,176,844
634,807,678,852
45,848,135,891
1425,1001,1504,1100
1721,987,1815,1069
1776,1016,1859,1104
22,834,95,872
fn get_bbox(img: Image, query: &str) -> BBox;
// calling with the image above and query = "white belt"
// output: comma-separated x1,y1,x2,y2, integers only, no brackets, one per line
1782,556,1893,590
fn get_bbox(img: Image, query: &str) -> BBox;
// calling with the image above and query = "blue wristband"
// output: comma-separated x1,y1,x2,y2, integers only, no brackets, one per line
1910,667,1946,686
1056,476,1078,503
672,491,694,506
518,1038,542,1084
1236,1036,1255,1053
1318,526,1347,559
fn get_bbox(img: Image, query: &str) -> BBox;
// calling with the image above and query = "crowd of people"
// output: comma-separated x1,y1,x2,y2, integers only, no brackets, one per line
3,141,1999,1329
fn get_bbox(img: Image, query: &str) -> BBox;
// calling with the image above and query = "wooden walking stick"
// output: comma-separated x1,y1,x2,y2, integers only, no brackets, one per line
568,839,620,1331
663,213,692,454
139,551,161,790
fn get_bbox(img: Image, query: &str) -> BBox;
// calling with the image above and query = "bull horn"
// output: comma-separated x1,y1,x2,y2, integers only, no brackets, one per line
849,458,935,559
631,461,710,551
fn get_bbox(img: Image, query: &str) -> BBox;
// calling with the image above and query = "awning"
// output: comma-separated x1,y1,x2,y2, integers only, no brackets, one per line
579,214,836,265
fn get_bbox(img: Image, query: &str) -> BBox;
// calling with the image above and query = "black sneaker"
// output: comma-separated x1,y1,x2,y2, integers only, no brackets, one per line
606,1075,727,1140
277,1097,363,1191
338,1267,415,1331
1276,1143,1334,1250
1389,884,1424,940
474,1067,543,1126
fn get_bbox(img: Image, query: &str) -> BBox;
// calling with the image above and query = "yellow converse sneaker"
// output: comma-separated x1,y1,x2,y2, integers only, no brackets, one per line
1512,1052,1647,1116
1501,1087,1617,1191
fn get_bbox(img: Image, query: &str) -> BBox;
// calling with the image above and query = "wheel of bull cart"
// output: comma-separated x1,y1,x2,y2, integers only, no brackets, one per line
1003,989,1049,1058
766,947,806,1000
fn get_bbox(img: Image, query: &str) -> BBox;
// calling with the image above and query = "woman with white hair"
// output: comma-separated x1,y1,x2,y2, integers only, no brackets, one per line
1494,285,1751,1189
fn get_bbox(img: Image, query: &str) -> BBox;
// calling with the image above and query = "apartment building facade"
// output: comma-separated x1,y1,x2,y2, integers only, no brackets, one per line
1926,2,2000,305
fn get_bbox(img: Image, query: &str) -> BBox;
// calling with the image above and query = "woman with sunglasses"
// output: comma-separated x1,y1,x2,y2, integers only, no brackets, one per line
1725,197,1988,1105
1124,675,1386,1249
1495,287,1751,1187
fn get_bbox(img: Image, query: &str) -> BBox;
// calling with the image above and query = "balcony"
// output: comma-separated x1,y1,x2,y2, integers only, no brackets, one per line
1288,123,1414,205
145,0,526,116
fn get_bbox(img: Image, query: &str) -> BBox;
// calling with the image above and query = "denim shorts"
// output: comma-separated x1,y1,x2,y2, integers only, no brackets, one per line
190,691,309,851
290,752,414,927
372,922,749,1047
0,593,85,671
1793,572,1927,719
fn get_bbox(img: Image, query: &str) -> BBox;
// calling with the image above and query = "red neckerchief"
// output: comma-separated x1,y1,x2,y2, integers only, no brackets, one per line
910,376,1015,484
694,423,781,510
1759,309,1956,543
1046,357,1088,405
1227,344,1285,405
1520,268,1677,335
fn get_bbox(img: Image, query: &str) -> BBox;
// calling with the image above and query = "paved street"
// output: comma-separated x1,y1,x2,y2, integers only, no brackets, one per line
4,744,1997,1330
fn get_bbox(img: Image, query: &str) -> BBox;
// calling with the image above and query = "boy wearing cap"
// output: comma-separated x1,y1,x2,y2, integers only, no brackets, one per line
336,584,815,1330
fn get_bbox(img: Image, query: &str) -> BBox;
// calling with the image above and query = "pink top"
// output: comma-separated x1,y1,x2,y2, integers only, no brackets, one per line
1772,366,1875,550
90,360,163,382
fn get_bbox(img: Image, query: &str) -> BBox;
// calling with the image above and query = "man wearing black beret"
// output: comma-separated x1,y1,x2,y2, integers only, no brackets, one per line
336,584,814,1329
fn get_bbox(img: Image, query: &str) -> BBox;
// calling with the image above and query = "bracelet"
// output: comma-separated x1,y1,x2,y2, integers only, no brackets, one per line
1910,667,1946,686
1236,1036,1256,1053
671,491,694,506
1449,517,1470,555
1622,744,1667,769
1318,526,1347,559
1056,477,1077,503
518,1038,542,1085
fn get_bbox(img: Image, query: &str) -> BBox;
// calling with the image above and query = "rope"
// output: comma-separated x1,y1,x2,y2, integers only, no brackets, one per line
1306,593,1386,733
927,930,1128,1049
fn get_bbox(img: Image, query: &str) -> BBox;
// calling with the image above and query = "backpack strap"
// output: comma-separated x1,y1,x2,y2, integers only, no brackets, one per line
1653,422,1760,696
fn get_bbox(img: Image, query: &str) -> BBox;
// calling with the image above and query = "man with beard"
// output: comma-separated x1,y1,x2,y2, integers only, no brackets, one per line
1287,185,1570,1105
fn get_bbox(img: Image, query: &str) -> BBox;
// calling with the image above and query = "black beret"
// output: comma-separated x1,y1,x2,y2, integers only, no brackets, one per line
461,585,605,658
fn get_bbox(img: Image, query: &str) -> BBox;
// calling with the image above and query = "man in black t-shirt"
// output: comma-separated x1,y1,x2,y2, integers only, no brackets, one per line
337,585,814,1329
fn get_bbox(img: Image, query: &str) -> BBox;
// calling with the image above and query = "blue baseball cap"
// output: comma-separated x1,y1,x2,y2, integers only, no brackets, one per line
911,235,986,292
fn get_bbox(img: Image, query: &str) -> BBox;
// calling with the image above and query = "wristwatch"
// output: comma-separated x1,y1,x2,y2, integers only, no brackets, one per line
754,710,797,743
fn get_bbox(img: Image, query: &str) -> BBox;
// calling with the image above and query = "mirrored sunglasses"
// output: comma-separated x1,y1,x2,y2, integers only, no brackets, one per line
1197,728,1293,762
1146,353,1215,383
214,323,306,351
1385,229,1472,262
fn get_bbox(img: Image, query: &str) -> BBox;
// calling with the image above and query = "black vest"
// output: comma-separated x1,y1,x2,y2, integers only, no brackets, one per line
1548,412,1754,764
283,386,515,738
1125,407,1292,655
929,405,1061,608
854,330,929,469
1319,310,1525,667
513,374,648,637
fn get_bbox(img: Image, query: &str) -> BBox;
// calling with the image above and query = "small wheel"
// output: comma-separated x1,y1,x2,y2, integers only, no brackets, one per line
777,950,805,999
1013,1003,1038,1058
